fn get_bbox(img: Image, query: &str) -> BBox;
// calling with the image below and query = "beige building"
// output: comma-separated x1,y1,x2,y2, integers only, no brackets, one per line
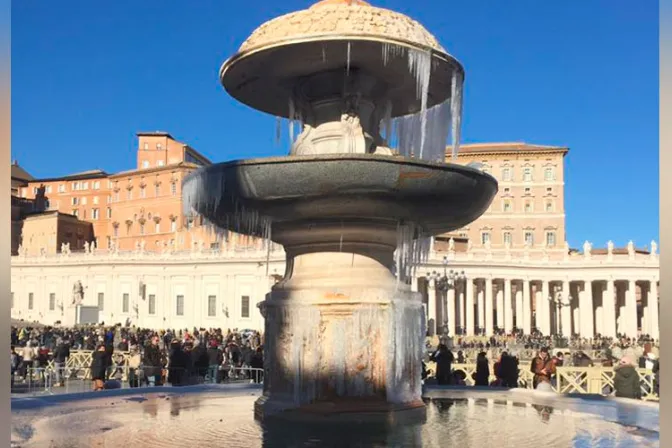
10,136,659,339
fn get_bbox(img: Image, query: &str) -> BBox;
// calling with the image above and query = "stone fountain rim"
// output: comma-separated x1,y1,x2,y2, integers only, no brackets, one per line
219,35,464,119
185,153,492,182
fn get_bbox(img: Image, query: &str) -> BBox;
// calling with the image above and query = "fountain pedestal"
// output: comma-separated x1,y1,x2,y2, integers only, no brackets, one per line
254,221,425,421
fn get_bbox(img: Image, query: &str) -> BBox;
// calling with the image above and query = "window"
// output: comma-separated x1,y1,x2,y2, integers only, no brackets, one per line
458,232,468,238
82,209,87,219
155,222,160,233
524,187,531,195
106,236,111,248
32,186,39,195
140,186,146,198
113,226,119,237
45,185,52,194
144,142,149,150
157,160,165,167
155,184,160,196
82,182,89,190
171,182,177,196
49,293,56,311
545,201,553,212
157,143,163,150
127,190,132,200
208,295,217,317
502,167,512,181
503,200,511,212
481,232,491,245
107,195,111,204
241,296,250,318
140,224,145,235
171,220,177,232
93,181,100,190
72,182,80,191
210,242,220,250
71,197,79,206
122,293,129,313
93,196,99,205
107,208,112,219
142,160,149,169
176,295,185,316
546,187,553,194
28,293,34,310
524,231,534,246
98,292,104,311
546,232,556,247
503,232,512,246
113,192,119,202
544,167,555,181
58,184,65,193
72,209,79,217
503,187,510,194
525,202,532,213
148,294,156,315
82,197,87,205
92,209,99,220
523,167,533,182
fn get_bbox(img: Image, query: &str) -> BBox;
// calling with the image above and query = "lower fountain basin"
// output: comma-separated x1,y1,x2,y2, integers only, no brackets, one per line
183,154,498,238
11,385,659,448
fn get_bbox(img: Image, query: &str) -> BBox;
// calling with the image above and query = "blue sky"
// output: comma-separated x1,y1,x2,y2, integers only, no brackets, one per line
11,0,658,248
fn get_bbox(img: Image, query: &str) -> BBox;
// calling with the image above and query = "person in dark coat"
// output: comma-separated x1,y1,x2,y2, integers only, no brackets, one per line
191,341,209,381
90,345,107,391
250,347,264,383
653,359,660,396
143,336,165,387
207,340,224,383
474,352,490,386
168,340,188,386
52,338,70,387
613,357,642,400
429,344,454,385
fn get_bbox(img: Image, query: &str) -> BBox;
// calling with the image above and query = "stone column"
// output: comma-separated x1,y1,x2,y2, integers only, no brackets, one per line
522,279,531,334
650,279,659,339
579,281,594,337
428,280,437,336
534,290,542,332
477,286,485,331
515,287,523,330
458,285,465,333
504,279,513,333
496,284,504,330
485,277,494,336
447,285,457,337
541,281,550,335
602,280,616,338
561,280,572,337
466,278,475,336
626,280,637,338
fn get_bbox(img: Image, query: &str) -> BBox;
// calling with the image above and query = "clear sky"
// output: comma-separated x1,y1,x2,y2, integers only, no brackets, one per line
11,0,659,249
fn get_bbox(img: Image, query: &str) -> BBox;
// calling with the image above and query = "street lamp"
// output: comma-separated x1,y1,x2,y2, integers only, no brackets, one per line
425,255,466,337
548,288,571,340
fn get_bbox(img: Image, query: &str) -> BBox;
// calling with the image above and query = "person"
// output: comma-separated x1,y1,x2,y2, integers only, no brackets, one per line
473,352,490,386
90,344,107,391
10,347,20,389
143,336,165,387
531,347,555,390
207,340,224,384
613,356,641,400
250,347,264,383
429,343,454,385
52,338,70,387
127,345,142,388
167,340,188,386
652,358,660,396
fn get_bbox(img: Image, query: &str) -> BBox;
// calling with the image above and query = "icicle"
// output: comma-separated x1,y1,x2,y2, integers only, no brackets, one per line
450,69,464,159
288,97,296,145
322,44,326,63
346,41,351,77
274,116,282,147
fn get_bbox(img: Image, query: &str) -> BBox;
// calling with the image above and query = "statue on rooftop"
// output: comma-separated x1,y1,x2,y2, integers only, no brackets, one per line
72,280,84,306
607,240,614,255
448,237,455,251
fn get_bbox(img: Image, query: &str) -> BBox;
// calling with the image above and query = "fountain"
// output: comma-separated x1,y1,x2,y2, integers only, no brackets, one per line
11,2,659,447
182,0,496,421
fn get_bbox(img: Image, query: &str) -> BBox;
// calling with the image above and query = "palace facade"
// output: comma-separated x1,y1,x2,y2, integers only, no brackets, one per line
10,136,660,339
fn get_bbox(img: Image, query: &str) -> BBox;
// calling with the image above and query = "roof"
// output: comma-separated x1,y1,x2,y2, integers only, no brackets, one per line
109,161,202,178
454,142,569,157
29,169,110,183
11,161,34,182
137,131,175,139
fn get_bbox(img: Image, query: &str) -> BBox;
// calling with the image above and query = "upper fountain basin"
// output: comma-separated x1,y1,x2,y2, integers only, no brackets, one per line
220,2,463,118
183,154,497,238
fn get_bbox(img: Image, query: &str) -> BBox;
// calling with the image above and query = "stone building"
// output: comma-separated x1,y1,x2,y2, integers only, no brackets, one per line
10,136,659,339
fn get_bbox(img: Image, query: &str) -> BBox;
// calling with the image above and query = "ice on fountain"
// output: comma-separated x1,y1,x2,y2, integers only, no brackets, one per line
346,41,351,77
449,69,464,159
182,167,273,242
394,222,431,285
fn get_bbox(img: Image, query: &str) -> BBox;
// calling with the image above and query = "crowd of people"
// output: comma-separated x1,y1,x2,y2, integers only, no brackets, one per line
10,324,264,391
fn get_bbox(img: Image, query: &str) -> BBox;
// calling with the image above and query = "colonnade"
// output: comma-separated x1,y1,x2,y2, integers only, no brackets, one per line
419,276,659,339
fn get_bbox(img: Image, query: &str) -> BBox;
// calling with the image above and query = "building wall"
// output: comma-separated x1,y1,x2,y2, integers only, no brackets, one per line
20,213,94,256
453,144,567,253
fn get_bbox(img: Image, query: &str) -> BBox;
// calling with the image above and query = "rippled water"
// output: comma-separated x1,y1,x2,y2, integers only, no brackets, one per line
11,389,658,448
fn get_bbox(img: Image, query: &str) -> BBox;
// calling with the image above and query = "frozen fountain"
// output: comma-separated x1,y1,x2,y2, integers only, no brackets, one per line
182,0,496,421
11,2,659,447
